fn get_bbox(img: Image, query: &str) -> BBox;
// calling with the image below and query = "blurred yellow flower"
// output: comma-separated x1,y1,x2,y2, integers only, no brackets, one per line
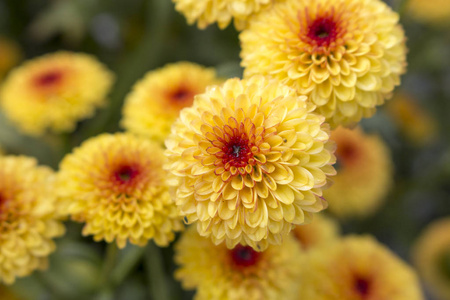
387,93,437,146
172,0,272,30
299,236,424,300
57,133,183,249
175,226,303,300
240,0,407,128
413,218,450,300
165,76,336,251
122,62,220,143
0,51,114,136
0,38,21,81
407,0,450,26
292,213,340,250
0,156,65,284
324,127,393,218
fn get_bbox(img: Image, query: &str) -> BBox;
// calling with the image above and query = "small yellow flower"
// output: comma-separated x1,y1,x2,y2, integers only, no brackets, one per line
0,156,65,284
299,236,424,300
407,0,450,26
175,226,303,300
292,213,340,250
122,62,221,143
240,0,407,127
387,93,437,146
324,127,393,218
165,76,336,251
0,51,114,136
57,133,183,249
172,0,272,30
412,218,450,300
0,38,21,81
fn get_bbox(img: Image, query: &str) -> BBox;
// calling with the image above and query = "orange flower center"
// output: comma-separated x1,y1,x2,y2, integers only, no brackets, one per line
354,276,371,298
335,139,359,169
230,245,261,268
113,165,139,184
34,70,63,88
307,17,338,47
168,86,196,110
221,135,253,168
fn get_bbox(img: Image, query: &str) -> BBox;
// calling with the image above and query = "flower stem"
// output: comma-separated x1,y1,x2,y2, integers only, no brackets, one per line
144,242,170,300
99,243,119,288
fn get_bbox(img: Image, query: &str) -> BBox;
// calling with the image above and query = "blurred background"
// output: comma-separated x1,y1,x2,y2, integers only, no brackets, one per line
0,0,449,299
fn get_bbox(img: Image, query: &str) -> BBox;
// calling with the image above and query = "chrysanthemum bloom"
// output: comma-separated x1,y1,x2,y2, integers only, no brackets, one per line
0,38,21,81
412,218,450,300
0,156,65,284
0,51,114,136
407,0,450,26
172,0,272,30
240,0,407,128
292,213,339,250
324,127,392,218
298,236,424,300
122,62,220,143
386,93,437,146
175,226,303,300
57,133,183,249
165,76,336,251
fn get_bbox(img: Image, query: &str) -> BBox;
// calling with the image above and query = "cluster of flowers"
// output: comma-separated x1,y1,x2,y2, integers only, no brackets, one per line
0,0,448,299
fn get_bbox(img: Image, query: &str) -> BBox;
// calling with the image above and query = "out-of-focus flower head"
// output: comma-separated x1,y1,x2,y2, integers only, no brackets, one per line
122,62,221,143
0,156,65,284
292,213,340,250
0,38,21,81
0,51,114,136
386,92,437,146
57,133,183,249
298,236,424,300
174,226,303,300
412,218,450,300
324,127,393,218
407,0,450,27
165,75,336,251
172,0,272,30
240,0,407,128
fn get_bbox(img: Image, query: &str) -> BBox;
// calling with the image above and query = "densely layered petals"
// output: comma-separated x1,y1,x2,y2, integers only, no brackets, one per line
121,62,220,143
413,218,450,300
165,76,336,251
298,236,424,300
0,51,114,136
324,127,393,218
172,0,272,30
57,133,183,249
0,156,65,284
175,226,303,300
240,0,407,127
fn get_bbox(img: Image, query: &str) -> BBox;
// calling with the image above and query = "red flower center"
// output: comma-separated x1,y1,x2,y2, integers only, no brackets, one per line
222,135,252,168
168,87,196,109
34,70,63,88
114,165,139,183
354,277,371,297
335,140,359,169
230,245,261,268
308,17,338,47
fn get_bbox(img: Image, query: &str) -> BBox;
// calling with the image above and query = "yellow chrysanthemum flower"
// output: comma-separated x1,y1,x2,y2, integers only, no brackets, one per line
0,156,65,284
165,76,336,251
292,213,339,250
57,133,184,249
407,0,450,26
175,226,303,300
0,38,21,81
240,0,407,128
412,218,450,300
299,236,424,300
324,127,393,218
172,0,272,30
387,93,437,146
122,62,220,143
0,51,114,136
